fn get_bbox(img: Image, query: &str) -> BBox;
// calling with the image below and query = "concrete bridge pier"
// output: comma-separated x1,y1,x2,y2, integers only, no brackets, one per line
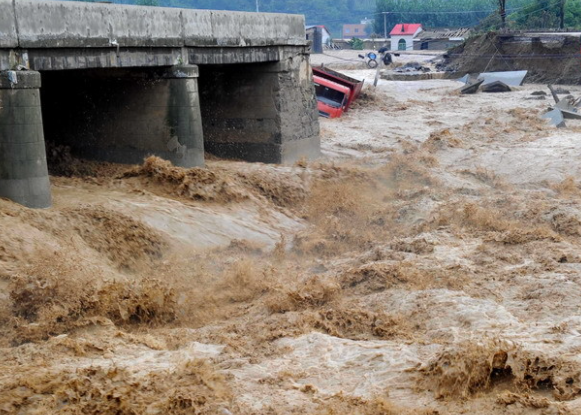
200,52,320,163
0,70,51,208
41,65,204,168
158,65,205,167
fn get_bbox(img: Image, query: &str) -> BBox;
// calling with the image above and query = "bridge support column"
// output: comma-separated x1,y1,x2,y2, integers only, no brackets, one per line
0,71,51,208
200,52,320,164
158,65,205,167
40,65,204,168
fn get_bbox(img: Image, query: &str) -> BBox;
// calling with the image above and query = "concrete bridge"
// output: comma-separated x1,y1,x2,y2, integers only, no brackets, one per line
0,0,320,208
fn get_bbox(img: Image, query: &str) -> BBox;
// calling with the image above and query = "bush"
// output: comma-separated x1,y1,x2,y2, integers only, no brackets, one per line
349,37,364,50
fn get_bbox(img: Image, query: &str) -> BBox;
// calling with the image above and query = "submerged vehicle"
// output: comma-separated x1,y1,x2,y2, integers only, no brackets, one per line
312,67,364,118
313,75,351,118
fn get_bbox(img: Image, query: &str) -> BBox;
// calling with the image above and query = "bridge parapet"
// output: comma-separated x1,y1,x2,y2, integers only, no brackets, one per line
0,0,306,50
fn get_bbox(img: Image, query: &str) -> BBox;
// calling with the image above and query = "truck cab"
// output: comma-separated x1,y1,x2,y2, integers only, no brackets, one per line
313,75,350,118
312,67,364,118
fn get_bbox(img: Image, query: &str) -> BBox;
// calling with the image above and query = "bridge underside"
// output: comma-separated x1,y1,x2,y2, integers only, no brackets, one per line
0,47,320,208
0,0,320,208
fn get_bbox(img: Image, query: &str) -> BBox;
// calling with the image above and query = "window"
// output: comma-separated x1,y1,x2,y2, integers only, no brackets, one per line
345,28,350,33
314,83,346,108
354,28,359,33
398,38,406,50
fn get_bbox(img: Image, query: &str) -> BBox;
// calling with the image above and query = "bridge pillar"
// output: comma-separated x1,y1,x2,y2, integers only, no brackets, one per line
200,52,320,164
159,65,205,167
40,65,204,168
0,70,51,208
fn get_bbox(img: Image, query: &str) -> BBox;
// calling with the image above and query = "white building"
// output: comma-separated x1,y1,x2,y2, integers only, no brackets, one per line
306,25,332,45
390,24,423,51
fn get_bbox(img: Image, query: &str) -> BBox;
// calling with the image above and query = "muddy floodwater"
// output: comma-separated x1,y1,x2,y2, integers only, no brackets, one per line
3,67,581,414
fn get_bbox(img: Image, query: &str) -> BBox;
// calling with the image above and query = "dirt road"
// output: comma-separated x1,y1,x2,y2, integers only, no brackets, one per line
2,70,581,414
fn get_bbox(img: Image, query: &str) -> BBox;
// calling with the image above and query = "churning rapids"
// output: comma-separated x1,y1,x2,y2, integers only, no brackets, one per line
3,65,581,414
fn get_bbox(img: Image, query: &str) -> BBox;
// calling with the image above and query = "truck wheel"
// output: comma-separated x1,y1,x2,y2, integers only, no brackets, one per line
367,59,378,69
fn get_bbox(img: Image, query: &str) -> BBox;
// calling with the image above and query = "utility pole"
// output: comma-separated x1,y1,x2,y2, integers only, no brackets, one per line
382,12,389,39
559,0,567,29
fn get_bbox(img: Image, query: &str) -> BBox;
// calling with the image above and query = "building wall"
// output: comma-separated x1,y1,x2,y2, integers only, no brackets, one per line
390,35,413,51
343,24,367,39
332,39,389,50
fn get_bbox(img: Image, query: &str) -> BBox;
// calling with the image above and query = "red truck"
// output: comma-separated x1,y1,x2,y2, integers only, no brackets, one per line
313,75,351,118
312,67,364,118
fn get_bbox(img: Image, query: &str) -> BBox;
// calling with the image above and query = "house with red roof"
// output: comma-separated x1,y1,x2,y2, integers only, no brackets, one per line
390,23,423,51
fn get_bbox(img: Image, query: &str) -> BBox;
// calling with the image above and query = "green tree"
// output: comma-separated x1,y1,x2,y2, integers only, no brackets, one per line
511,0,581,29
565,0,581,27
349,37,364,49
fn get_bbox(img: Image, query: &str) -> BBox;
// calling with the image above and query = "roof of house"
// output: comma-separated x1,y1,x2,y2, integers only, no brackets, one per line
390,24,422,36
306,25,332,37
306,25,329,31
418,27,471,39
343,24,367,29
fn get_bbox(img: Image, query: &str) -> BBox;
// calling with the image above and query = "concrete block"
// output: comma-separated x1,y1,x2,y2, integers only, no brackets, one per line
11,156,47,179
0,71,41,89
23,123,42,143
25,141,46,161
116,6,183,47
163,65,199,79
15,0,112,48
25,107,43,126
240,13,270,46
205,142,282,163
15,0,183,48
0,52,10,71
0,72,51,208
188,46,290,65
29,176,51,197
0,123,13,141
182,9,215,46
0,0,17,48
274,13,307,46
0,178,28,198
212,11,247,46
13,0,305,50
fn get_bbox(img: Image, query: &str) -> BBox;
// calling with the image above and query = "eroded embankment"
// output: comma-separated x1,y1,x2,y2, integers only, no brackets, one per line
443,32,581,84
